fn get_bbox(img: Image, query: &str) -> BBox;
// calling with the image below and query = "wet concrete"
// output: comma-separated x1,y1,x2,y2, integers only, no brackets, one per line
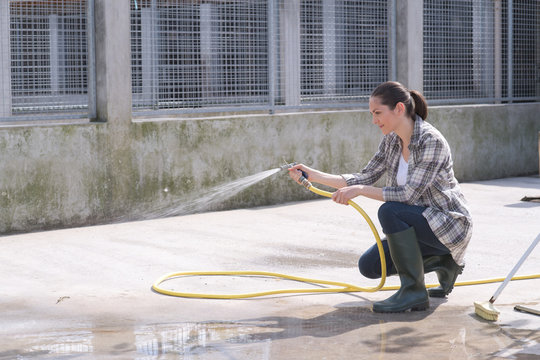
2,304,540,359
0,176,539,359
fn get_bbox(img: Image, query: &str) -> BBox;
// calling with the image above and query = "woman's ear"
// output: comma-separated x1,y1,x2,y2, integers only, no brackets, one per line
394,102,406,115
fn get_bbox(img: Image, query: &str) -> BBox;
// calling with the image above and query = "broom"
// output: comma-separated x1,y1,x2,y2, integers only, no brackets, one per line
474,233,540,321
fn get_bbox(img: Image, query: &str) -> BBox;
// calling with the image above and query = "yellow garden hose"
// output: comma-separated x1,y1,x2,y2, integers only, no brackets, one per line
152,181,540,299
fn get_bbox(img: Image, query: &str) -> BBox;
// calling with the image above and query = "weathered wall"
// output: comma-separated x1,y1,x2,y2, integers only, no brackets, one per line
0,102,539,234
430,103,540,181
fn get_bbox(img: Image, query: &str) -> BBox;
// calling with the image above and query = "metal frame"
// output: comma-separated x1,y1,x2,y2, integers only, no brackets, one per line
0,0,95,123
0,0,538,122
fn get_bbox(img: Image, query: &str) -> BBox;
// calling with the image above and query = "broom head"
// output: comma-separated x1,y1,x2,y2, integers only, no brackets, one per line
474,301,500,321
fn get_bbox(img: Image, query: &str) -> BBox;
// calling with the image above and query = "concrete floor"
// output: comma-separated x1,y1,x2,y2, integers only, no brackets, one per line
1,176,539,359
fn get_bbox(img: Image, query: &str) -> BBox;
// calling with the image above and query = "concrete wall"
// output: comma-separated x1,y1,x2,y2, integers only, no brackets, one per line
1,103,539,234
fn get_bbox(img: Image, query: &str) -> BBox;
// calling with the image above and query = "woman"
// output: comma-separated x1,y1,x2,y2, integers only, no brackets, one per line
289,81,472,313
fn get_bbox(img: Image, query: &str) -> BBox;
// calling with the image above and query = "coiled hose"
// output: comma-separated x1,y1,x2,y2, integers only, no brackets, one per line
152,182,540,299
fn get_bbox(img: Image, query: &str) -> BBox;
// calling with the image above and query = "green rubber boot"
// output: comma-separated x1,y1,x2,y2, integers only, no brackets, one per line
372,227,429,313
423,255,464,297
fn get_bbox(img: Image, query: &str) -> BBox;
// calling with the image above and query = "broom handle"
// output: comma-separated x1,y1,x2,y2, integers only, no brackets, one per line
490,232,540,303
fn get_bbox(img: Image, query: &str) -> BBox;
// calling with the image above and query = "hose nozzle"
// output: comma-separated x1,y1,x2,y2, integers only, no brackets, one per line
280,162,298,171
281,161,312,189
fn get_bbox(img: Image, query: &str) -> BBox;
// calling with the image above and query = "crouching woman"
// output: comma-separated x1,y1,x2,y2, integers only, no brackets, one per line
289,81,472,313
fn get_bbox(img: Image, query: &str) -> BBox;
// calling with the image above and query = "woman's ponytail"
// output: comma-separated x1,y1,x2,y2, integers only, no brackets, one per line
409,90,428,120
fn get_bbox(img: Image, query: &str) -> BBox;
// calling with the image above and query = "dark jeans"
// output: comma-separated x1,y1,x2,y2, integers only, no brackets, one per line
359,201,450,279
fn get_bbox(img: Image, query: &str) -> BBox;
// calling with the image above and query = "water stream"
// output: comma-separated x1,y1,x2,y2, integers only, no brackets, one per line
129,168,282,221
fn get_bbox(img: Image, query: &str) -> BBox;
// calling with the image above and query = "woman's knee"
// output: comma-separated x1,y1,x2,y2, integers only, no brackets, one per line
377,201,395,221
358,248,382,279
377,201,412,234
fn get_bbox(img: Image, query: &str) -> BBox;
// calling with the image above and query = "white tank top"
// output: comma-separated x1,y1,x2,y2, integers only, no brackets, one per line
396,154,408,186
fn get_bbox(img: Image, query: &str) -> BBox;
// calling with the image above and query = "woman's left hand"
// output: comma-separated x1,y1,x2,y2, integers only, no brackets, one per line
331,185,364,205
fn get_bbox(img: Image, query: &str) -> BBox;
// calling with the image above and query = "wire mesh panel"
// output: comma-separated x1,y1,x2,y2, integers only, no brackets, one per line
1,1,537,120
131,0,270,112
300,0,389,104
423,0,497,102
130,0,537,114
509,1,539,100
1,0,93,120
131,0,391,113
424,0,540,103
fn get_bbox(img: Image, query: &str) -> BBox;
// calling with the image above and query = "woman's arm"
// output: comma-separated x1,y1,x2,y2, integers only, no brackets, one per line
288,164,384,204
332,184,383,204
288,164,347,189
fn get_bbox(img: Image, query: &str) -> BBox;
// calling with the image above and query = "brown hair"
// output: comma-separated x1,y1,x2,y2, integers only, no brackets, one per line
371,81,428,120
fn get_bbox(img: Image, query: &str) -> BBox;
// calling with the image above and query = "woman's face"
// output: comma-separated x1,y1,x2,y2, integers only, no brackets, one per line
369,96,402,135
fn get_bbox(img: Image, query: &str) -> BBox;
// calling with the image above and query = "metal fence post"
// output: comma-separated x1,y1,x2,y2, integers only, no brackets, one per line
280,0,301,106
322,0,336,97
507,0,513,103
267,0,276,113
87,0,97,120
94,0,132,124
0,1,12,118
396,0,423,91
388,0,397,81
494,0,502,103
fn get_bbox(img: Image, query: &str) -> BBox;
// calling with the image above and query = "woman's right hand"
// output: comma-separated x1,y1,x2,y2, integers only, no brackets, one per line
288,163,313,185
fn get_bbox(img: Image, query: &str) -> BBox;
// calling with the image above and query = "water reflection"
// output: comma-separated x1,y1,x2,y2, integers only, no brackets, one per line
3,322,273,359
2,305,539,359
134,322,272,359
1,330,94,359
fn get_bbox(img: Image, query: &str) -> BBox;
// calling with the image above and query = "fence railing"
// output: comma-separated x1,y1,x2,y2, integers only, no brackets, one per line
0,0,538,122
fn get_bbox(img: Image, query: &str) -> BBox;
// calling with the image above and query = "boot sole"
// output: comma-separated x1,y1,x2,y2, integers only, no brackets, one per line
428,265,464,298
428,288,449,298
372,300,429,313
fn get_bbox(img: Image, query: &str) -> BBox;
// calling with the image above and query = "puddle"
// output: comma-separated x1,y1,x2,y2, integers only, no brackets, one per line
1,305,539,359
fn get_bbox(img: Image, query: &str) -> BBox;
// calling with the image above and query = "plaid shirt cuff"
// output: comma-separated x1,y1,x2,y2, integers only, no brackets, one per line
382,186,405,202
341,174,357,186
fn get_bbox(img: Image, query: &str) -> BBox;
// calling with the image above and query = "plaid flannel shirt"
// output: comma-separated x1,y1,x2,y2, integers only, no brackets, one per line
342,117,472,265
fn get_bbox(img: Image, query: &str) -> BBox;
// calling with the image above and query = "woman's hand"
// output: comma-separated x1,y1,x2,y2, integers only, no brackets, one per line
332,185,364,205
288,163,313,184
